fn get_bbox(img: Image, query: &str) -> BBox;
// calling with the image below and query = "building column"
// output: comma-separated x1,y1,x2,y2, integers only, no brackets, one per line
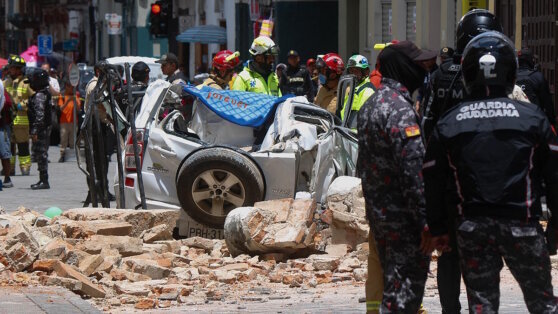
514,0,522,50
206,0,219,69
391,0,406,42
224,0,235,52
440,0,456,49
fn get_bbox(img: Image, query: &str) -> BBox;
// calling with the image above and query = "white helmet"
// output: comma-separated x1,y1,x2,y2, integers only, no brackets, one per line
249,36,279,56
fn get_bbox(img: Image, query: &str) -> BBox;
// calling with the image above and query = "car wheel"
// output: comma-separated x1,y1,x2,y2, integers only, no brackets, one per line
177,148,265,228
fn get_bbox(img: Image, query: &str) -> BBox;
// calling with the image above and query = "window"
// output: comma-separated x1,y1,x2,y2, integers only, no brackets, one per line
381,3,392,43
406,1,416,42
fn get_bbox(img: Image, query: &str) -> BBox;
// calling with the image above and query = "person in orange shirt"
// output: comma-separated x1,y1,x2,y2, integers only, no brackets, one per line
57,80,80,162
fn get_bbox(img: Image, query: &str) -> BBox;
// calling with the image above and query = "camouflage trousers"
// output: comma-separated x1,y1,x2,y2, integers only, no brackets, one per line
372,217,430,313
32,128,49,180
456,217,558,314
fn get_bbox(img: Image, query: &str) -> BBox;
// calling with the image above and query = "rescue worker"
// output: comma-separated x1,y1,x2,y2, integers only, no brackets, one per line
4,55,33,175
156,53,188,85
516,47,556,125
201,50,241,90
280,50,314,102
314,53,344,114
357,41,431,313
26,69,51,190
424,31,558,313
232,36,281,96
340,55,375,128
306,58,318,98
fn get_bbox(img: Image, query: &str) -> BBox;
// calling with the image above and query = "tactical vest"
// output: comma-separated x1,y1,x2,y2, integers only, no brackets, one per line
282,67,308,96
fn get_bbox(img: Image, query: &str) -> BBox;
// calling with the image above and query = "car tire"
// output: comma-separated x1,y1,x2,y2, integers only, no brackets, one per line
177,147,265,228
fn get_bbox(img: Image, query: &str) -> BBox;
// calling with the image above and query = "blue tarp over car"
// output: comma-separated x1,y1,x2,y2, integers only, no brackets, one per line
182,85,292,127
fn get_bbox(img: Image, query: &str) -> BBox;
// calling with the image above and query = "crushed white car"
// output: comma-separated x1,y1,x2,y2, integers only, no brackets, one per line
116,80,358,229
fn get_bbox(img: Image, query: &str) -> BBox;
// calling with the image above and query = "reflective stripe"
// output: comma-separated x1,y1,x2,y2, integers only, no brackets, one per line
19,155,31,167
13,116,29,125
366,301,380,310
423,160,436,169
549,144,558,152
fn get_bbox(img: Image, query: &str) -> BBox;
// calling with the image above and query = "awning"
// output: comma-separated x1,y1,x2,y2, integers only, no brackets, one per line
176,25,227,44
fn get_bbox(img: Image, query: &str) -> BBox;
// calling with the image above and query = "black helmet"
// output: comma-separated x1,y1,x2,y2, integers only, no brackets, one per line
132,61,150,82
26,68,50,91
8,54,26,68
461,31,517,94
456,9,503,54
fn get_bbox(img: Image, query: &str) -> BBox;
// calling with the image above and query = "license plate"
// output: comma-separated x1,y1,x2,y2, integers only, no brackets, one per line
178,211,224,239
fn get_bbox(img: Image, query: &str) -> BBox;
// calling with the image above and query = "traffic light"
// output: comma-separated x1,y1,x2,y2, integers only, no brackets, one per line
149,0,172,37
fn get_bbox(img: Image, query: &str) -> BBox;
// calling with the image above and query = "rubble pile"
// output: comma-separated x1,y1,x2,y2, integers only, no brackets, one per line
0,178,370,311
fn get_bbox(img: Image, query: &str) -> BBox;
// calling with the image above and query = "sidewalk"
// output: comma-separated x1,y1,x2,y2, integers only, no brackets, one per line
0,285,101,314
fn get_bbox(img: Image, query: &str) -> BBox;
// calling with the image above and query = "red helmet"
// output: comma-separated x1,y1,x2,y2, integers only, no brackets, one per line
213,50,241,71
316,53,344,75
306,58,316,67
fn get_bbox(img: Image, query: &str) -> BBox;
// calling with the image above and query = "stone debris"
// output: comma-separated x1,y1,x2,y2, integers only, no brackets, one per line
0,192,373,311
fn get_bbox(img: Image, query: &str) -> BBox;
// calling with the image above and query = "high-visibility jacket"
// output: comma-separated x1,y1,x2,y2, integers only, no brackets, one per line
232,65,282,96
340,77,375,129
6,76,32,126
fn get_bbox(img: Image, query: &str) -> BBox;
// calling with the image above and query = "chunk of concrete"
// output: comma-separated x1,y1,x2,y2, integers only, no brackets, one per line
53,261,106,298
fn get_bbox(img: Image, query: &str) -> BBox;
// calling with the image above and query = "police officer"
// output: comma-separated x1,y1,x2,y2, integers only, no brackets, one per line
340,55,376,129
420,10,506,314
424,31,558,313
4,55,33,176
26,69,51,190
357,41,432,313
422,9,504,140
314,53,344,114
201,50,241,90
156,53,187,85
280,50,314,102
232,36,281,96
516,47,556,126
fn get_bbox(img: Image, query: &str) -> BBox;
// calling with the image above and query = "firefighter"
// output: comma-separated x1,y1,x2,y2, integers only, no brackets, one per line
339,55,376,128
201,50,241,90
26,69,52,190
232,36,281,96
4,55,33,175
314,53,344,114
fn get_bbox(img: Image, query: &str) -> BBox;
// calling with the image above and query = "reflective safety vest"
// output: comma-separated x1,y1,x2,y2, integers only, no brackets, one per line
6,76,32,126
232,66,282,96
340,77,375,129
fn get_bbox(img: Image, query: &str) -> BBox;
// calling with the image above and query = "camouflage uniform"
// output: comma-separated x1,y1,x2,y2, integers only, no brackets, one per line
424,97,558,313
456,217,557,313
28,90,51,184
357,77,430,313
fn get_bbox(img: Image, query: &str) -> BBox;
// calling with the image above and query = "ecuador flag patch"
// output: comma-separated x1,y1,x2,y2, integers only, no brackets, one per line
404,125,421,138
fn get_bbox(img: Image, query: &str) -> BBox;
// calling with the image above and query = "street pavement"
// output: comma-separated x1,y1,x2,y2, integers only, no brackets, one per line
0,285,101,313
0,146,557,313
0,146,116,213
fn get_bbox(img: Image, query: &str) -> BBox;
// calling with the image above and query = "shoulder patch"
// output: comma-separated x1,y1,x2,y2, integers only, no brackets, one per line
404,125,421,138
